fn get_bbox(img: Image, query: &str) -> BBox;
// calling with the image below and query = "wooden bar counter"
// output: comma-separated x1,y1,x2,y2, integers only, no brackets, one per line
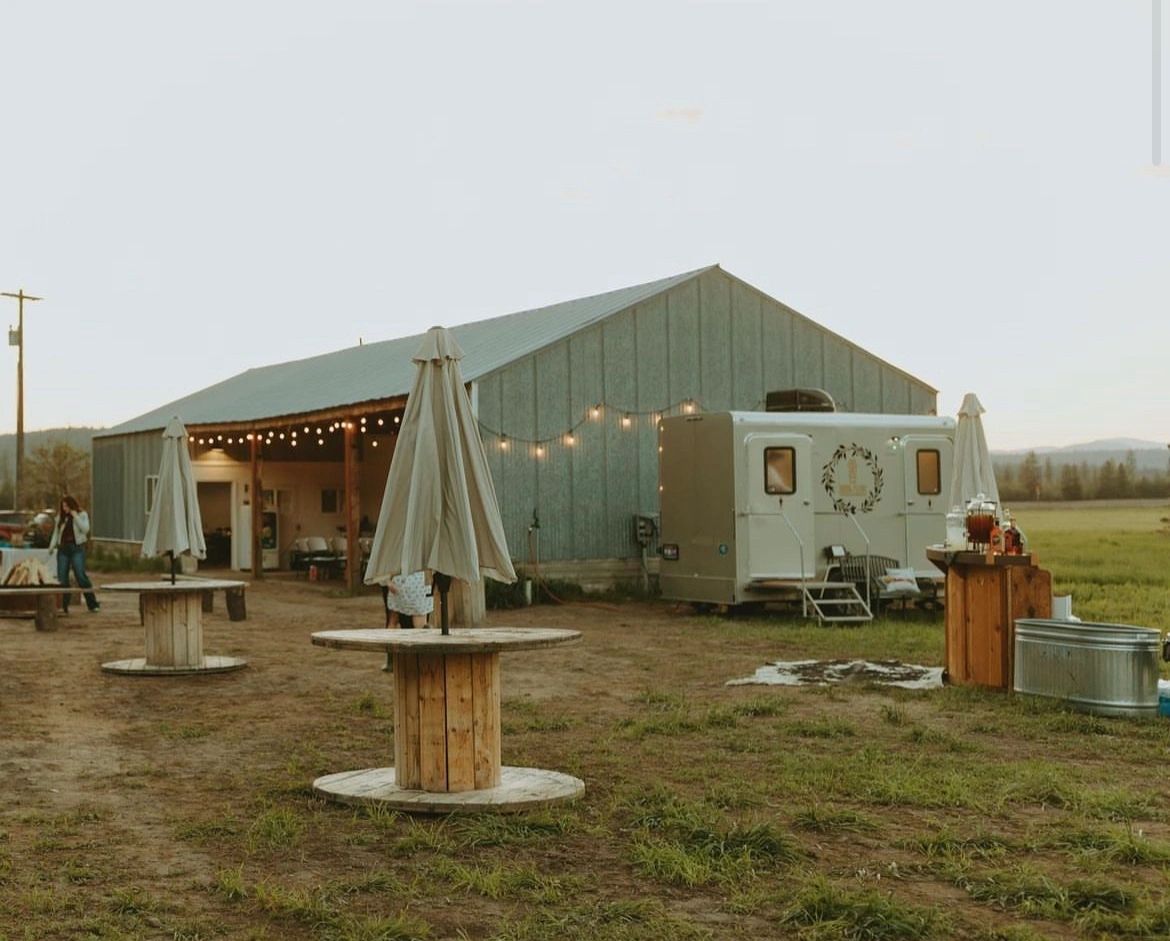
927,547,1051,689
311,627,584,813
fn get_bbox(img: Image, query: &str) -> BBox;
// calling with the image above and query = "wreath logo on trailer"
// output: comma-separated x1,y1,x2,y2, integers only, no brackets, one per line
821,443,883,514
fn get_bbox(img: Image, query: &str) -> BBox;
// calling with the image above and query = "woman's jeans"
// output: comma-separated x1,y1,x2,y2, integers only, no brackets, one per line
56,545,99,611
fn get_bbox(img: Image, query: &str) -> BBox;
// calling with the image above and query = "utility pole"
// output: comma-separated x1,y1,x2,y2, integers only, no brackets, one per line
2,289,43,509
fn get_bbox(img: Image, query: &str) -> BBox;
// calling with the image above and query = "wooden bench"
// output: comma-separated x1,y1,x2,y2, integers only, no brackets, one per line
139,575,248,624
0,586,87,631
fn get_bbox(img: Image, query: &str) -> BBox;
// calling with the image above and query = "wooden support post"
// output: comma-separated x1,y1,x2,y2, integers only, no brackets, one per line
143,593,204,668
250,436,262,580
390,649,502,794
433,578,487,628
34,594,57,632
344,421,361,592
225,587,247,621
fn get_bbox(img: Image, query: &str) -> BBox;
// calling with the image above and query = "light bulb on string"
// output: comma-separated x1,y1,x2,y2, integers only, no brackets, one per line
318,438,324,446
499,435,509,452
371,440,379,448
377,418,384,426
621,414,632,429
535,444,545,458
591,404,601,419
565,433,576,447
393,416,400,424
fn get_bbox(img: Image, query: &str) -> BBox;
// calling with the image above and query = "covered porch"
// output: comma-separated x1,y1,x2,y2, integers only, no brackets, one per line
184,397,406,590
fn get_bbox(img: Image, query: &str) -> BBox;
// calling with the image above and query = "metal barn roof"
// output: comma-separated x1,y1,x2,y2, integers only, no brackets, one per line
99,266,714,437
99,263,936,438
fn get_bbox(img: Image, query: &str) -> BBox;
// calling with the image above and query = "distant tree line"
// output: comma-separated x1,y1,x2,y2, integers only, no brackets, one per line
0,439,92,509
995,450,1170,502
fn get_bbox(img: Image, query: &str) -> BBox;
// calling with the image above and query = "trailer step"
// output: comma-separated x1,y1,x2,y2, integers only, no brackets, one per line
804,581,873,625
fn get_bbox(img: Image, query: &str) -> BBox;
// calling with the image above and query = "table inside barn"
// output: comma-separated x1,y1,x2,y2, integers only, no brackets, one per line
927,547,1051,690
100,580,248,675
310,627,584,813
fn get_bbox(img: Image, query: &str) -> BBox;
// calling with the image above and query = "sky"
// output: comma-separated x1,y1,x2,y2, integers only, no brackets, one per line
0,0,1166,451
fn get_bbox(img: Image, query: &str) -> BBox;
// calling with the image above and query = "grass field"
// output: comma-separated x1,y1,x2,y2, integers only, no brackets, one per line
1,501,1169,940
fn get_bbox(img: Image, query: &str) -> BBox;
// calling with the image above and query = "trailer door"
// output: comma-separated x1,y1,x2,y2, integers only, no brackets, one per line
743,433,814,579
902,436,951,571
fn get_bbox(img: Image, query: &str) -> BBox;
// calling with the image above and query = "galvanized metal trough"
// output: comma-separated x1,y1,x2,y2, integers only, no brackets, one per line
1013,619,1163,718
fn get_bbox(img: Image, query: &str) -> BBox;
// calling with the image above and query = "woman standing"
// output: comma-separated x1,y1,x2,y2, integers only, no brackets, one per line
380,571,433,628
48,495,100,613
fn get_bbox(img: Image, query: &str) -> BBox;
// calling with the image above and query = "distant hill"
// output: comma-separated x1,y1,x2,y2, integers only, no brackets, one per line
0,427,103,480
994,438,1166,456
993,439,1168,474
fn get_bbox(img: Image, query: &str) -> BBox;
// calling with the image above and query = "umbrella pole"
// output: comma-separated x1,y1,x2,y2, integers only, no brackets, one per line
170,551,177,585
434,572,452,636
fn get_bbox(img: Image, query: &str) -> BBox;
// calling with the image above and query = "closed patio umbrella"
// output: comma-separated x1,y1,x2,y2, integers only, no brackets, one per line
949,393,1000,509
141,416,206,583
365,326,516,633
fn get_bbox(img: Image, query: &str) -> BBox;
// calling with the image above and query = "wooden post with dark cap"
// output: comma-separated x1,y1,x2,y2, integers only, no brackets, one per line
344,421,361,592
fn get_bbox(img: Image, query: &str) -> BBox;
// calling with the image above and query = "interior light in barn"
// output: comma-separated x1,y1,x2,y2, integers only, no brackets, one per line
377,418,384,426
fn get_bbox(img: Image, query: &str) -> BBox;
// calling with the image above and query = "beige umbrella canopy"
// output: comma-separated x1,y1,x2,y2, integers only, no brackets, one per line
141,416,206,582
365,326,516,630
949,393,1000,509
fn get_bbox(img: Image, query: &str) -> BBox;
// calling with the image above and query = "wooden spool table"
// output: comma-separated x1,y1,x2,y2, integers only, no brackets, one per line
310,627,584,813
0,586,87,632
100,580,248,676
927,547,1052,689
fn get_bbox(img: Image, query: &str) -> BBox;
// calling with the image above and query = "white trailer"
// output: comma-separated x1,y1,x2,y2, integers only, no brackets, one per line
658,411,955,618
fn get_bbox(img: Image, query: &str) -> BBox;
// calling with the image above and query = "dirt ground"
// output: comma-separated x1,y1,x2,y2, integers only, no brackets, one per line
0,571,796,939
4,570,1169,941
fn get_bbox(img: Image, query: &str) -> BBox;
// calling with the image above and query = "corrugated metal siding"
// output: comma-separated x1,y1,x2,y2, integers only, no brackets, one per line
92,431,162,541
480,268,939,563
568,327,606,559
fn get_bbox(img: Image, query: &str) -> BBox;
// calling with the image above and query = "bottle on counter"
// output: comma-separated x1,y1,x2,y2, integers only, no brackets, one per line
1003,515,1022,555
989,521,1004,554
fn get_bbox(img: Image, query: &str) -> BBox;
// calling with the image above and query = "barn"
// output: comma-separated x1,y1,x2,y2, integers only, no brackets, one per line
92,265,937,586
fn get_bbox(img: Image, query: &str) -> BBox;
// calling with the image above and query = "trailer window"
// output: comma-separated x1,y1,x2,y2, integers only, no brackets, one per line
916,449,941,495
764,447,796,495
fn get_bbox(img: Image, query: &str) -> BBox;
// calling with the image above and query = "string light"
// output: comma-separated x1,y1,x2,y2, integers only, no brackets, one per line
279,433,285,440
479,395,703,458
291,439,298,447
371,440,379,448
393,416,400,424
198,438,205,445
318,438,324,445
304,426,310,433
377,418,384,426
